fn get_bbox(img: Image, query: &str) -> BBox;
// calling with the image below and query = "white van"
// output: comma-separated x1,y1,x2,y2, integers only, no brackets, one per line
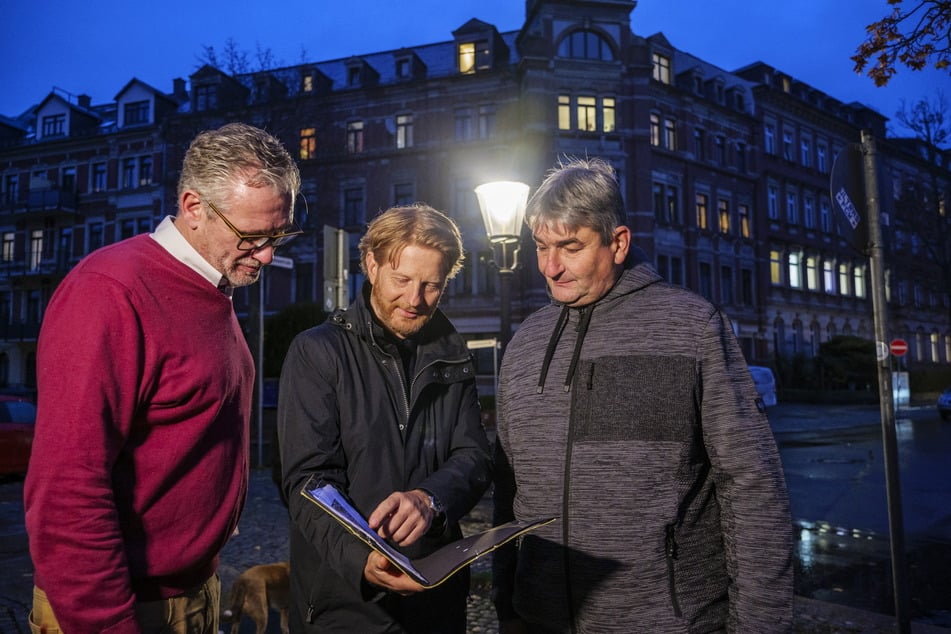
748,366,777,406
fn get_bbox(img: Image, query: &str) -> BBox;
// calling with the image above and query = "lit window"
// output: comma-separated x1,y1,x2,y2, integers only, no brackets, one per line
300,128,316,160
458,42,476,74
602,97,615,132
302,74,314,93
770,250,782,285
805,256,818,290
838,262,850,296
2,232,14,262
577,96,597,131
823,260,836,294
718,199,730,234
652,53,671,84
788,252,802,289
696,193,708,230
853,265,866,298
738,203,751,238
558,95,571,130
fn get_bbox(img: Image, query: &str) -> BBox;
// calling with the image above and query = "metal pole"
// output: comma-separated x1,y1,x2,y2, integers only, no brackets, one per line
498,268,513,352
861,129,910,633
257,268,264,469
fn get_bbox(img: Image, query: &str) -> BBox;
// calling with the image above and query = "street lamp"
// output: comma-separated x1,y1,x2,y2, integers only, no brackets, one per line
475,180,529,350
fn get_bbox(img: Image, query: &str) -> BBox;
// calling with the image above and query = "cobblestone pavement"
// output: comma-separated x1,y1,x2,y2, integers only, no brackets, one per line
0,469,946,633
221,469,949,634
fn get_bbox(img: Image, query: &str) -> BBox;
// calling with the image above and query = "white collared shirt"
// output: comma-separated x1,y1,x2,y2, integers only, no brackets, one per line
150,216,232,296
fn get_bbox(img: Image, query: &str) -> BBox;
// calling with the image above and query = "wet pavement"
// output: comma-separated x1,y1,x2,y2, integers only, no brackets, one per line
1,402,950,632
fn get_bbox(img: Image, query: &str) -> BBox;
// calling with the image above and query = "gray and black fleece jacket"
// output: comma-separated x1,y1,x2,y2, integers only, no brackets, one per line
492,259,793,633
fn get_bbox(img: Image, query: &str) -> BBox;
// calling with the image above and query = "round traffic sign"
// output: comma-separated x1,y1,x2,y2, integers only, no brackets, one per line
890,339,908,357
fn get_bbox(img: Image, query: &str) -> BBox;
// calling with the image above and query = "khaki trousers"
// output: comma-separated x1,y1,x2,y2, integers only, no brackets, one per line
29,575,220,634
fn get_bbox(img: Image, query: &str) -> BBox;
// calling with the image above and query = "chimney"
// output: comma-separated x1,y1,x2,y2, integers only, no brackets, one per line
77,94,92,110
172,78,188,102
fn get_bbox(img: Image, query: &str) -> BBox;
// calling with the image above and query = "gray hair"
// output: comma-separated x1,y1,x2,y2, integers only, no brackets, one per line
178,122,301,215
525,156,624,245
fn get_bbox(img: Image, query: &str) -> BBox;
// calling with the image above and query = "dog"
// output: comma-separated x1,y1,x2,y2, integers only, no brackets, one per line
223,561,290,634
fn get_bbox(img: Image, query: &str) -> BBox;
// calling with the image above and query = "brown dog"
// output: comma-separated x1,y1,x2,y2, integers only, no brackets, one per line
223,561,290,634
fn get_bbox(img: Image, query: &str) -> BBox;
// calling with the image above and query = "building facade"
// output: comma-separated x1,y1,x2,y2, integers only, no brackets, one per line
1,0,948,392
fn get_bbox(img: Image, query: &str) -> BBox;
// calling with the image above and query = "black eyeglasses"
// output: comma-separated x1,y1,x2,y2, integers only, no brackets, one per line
205,198,304,252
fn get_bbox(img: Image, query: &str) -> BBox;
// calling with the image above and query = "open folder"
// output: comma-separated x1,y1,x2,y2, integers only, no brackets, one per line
300,475,556,588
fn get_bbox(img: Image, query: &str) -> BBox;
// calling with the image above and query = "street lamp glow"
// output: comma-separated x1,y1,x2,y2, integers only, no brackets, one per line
474,181,529,244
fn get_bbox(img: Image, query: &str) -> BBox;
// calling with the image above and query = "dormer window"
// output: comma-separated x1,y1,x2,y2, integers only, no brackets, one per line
396,58,410,79
458,40,490,74
124,100,150,126
348,67,361,87
652,53,671,84
302,73,314,93
42,114,65,137
558,30,614,61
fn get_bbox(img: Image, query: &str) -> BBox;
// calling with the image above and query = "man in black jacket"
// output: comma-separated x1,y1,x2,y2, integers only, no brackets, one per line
278,204,492,633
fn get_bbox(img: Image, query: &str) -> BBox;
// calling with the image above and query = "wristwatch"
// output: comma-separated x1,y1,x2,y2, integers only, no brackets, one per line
423,490,447,535
425,491,445,515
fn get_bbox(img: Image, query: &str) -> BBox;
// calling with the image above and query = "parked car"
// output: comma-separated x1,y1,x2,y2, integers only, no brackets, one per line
938,387,951,421
0,395,37,476
748,365,778,407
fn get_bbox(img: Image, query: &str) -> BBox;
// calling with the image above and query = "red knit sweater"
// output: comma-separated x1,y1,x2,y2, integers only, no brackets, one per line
24,234,253,634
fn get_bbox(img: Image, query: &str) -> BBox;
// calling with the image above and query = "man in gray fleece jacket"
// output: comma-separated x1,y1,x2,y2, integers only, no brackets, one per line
492,157,793,633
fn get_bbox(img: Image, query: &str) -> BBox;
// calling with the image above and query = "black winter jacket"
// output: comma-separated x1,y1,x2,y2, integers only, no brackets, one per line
278,287,492,633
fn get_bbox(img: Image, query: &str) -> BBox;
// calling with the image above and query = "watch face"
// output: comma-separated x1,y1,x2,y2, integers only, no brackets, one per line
428,494,444,514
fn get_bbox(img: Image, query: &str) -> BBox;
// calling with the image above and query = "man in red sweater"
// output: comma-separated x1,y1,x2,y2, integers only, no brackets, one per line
24,122,302,634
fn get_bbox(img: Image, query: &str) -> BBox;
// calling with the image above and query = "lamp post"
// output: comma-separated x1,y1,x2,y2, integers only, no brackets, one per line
475,181,529,351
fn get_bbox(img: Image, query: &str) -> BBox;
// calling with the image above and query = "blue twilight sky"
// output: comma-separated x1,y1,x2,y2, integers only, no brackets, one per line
2,0,948,138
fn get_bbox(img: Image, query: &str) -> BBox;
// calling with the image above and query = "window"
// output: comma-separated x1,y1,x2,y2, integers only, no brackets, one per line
458,39,490,73
195,85,216,111
30,229,43,270
122,158,136,189
124,100,149,126
782,130,793,161
396,114,413,149
853,265,866,298
805,256,818,290
695,193,709,230
720,267,734,305
786,190,799,225
663,118,677,150
650,114,660,146
817,142,828,173
347,121,364,154
2,233,13,262
300,128,316,160
302,73,314,93
741,269,754,305
738,203,751,238
693,128,706,160
42,114,65,137
652,53,671,84
838,262,850,296
698,262,713,300
715,136,726,164
455,108,472,140
770,249,782,285
764,122,776,155
478,105,495,138
577,96,597,131
92,162,107,192
656,254,684,286
559,30,614,61
558,95,571,130
393,182,414,206
767,185,779,220
61,166,76,191
88,221,104,252
3,174,18,206
138,157,152,187
343,187,365,228
396,58,411,79
602,97,615,132
803,195,815,229
120,218,137,241
823,259,836,294
718,198,730,234
653,182,680,225
820,198,832,233
736,142,747,172
347,67,361,87
800,137,812,167
788,252,802,289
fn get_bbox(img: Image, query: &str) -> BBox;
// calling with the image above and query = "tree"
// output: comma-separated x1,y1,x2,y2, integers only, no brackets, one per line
890,92,951,325
196,38,308,75
853,0,951,86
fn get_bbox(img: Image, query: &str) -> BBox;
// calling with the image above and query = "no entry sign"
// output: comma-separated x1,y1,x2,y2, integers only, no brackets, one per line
890,339,908,357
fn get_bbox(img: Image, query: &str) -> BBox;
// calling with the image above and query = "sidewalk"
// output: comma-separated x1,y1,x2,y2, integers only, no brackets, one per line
221,469,950,633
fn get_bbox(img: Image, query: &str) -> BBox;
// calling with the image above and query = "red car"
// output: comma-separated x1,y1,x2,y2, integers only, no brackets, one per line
0,395,37,476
